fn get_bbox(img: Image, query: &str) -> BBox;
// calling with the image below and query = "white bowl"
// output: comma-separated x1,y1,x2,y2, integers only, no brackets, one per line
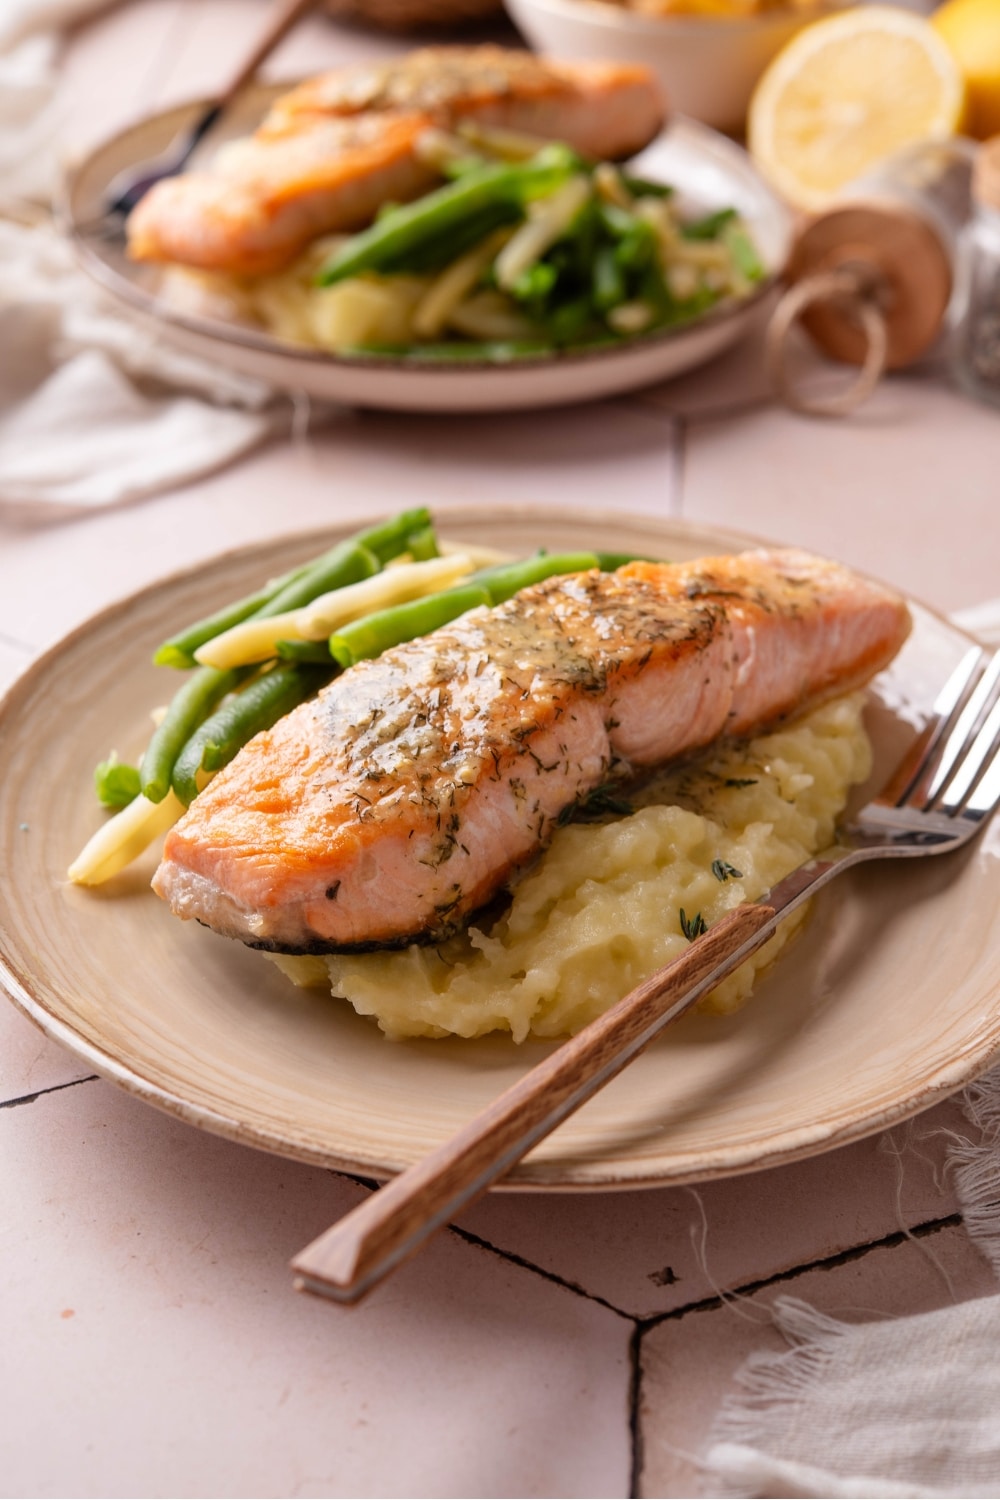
505,0,839,134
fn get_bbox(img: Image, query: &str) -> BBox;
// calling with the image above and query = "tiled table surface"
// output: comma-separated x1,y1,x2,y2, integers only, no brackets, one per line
3,4,1000,1496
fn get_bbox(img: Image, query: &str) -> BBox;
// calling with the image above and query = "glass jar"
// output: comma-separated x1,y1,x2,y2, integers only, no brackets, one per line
952,137,1000,409
844,138,977,266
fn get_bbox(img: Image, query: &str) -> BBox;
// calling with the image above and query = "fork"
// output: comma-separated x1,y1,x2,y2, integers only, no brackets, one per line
102,0,318,219
290,643,1000,1305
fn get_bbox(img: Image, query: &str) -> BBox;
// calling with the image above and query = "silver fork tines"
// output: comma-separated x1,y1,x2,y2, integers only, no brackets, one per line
924,648,1000,808
880,645,984,809
951,693,1000,817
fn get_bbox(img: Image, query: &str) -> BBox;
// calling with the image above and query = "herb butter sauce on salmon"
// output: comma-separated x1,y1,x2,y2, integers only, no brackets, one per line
152,549,910,953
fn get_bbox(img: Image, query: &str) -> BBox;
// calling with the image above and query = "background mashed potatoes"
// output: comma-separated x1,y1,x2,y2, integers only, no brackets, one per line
274,692,872,1040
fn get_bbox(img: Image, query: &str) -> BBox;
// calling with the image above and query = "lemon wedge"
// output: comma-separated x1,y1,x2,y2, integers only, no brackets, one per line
933,0,1000,139
748,6,966,211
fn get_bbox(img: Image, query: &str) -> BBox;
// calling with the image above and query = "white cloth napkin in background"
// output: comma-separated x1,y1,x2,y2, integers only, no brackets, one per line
0,2,281,521
697,606,1000,1499
0,0,108,204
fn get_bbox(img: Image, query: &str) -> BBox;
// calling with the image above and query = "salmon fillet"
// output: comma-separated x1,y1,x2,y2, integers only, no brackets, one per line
152,548,911,953
126,47,665,276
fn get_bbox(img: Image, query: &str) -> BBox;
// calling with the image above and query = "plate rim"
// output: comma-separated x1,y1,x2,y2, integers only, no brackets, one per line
0,504,995,1191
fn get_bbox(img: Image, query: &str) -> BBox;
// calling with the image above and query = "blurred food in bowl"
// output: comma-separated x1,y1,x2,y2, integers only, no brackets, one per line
503,0,848,133
603,0,819,16
747,5,966,210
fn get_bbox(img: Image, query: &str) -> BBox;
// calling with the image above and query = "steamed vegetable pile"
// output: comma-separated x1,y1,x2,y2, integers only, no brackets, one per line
70,509,645,886
208,130,765,360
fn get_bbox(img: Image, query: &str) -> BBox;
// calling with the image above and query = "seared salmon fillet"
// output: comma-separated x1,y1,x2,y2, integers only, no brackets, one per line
152,549,910,953
126,47,665,275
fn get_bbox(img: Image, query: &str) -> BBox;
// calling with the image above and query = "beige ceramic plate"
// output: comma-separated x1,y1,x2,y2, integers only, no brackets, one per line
1,509,999,1189
62,88,791,414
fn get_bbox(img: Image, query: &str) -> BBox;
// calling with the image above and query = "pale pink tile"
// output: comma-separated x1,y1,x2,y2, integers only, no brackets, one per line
638,1221,997,1497
2,1081,632,1498
0,640,30,693
59,0,191,153
459,1097,966,1317
0,402,679,652
680,372,1000,613
148,2,408,112
636,298,776,420
0,999,94,1104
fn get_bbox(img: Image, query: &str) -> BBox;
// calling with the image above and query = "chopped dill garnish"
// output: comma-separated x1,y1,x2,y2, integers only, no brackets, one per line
711,859,743,882
558,783,635,825
679,908,707,941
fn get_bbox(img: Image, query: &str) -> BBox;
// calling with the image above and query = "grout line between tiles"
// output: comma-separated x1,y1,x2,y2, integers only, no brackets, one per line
637,1211,964,1333
627,1321,644,1500
333,1168,963,1332
0,1073,99,1111
449,1221,635,1320
332,1167,632,1318
672,394,775,428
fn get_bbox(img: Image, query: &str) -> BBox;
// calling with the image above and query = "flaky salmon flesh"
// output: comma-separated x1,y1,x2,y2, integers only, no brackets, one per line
152,549,911,953
126,47,665,275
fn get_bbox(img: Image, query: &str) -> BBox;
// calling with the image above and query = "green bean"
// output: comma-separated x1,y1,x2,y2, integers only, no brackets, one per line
596,201,637,240
402,523,439,562
254,540,379,620
315,147,582,286
275,639,335,664
153,509,432,667
171,665,330,807
329,584,491,669
471,551,600,603
682,207,737,242
621,175,673,199
725,224,765,281
594,551,661,569
614,219,657,272
153,566,313,669
510,261,559,307
94,756,141,809
544,296,597,346
396,204,524,274
140,665,247,803
354,507,435,565
592,246,626,312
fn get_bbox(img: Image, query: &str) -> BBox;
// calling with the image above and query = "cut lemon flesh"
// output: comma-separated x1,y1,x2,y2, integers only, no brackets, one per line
748,6,966,211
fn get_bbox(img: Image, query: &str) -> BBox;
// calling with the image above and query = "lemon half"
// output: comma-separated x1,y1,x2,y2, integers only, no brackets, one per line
748,6,966,211
933,0,1000,140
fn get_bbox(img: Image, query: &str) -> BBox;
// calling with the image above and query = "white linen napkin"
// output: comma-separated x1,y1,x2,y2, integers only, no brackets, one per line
0,2,280,521
697,605,1000,1499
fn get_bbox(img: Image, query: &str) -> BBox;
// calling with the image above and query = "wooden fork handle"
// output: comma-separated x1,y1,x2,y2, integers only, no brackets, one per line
291,901,777,1304
219,0,320,107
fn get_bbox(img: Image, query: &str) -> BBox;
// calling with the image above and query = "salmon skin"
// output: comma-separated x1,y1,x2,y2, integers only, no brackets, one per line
152,549,911,954
126,47,665,276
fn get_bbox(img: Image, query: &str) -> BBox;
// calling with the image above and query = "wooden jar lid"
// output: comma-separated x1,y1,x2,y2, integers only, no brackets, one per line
785,203,952,369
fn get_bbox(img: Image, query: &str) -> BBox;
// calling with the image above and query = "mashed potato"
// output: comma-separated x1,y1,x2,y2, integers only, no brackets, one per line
272,692,872,1040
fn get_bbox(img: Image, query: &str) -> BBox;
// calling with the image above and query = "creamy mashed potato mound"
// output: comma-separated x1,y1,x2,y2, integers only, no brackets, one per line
274,693,872,1040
